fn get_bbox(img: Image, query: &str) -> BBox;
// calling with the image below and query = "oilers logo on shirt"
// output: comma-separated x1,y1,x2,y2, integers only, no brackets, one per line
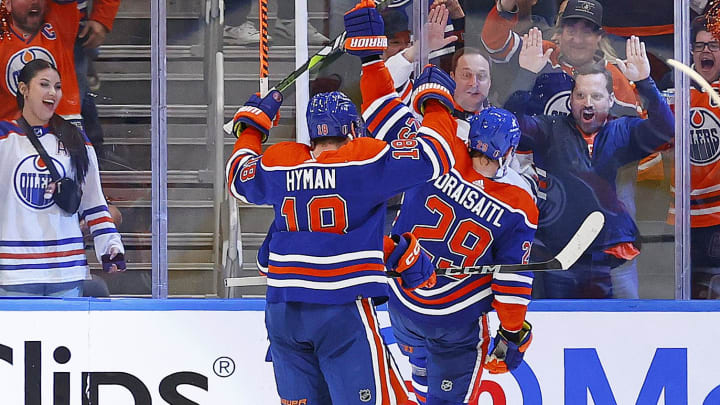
13,155,64,210
690,107,720,166
543,90,571,116
5,47,57,96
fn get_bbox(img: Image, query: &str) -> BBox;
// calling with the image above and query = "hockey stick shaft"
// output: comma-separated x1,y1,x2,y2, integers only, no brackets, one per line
258,0,270,96
225,212,605,286
273,0,390,93
224,0,390,134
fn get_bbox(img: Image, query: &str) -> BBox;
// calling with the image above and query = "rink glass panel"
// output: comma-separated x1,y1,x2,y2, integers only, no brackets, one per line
158,0,366,297
145,1,701,299
458,0,683,299
87,0,154,296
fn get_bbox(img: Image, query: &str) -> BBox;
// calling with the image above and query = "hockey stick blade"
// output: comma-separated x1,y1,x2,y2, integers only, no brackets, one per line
225,276,268,287
430,211,605,276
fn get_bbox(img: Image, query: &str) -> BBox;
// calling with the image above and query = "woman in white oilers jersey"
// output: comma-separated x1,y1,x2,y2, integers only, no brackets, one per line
0,59,124,297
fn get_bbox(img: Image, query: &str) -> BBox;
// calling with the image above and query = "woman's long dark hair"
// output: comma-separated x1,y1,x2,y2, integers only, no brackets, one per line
16,59,89,184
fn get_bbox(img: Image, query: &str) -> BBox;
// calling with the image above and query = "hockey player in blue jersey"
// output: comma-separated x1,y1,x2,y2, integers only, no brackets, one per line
225,1,462,402
390,108,538,405
345,5,537,402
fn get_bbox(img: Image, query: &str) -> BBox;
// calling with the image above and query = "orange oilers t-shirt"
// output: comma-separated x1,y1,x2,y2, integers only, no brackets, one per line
0,1,81,121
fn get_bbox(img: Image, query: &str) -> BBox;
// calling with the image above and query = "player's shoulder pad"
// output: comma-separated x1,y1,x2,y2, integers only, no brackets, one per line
484,171,539,227
314,137,389,164
261,142,313,167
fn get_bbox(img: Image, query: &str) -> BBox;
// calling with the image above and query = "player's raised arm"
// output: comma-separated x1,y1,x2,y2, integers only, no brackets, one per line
346,0,424,142
481,0,522,64
225,90,283,205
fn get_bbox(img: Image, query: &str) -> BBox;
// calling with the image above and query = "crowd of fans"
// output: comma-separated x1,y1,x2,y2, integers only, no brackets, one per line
346,0,719,299
0,0,717,299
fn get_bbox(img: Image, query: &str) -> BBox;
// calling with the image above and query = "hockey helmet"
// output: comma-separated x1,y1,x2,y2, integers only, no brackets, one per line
306,91,364,141
467,107,521,177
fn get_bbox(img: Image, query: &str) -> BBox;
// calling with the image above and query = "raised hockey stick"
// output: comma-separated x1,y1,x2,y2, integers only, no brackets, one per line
223,0,390,134
224,211,605,287
258,0,270,96
273,0,390,93
425,210,605,276
665,59,720,106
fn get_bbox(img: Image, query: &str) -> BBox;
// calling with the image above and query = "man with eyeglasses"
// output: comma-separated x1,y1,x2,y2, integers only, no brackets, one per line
694,40,720,53
666,16,720,299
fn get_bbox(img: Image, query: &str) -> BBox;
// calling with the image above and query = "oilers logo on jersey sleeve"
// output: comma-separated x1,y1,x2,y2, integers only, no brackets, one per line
13,155,64,210
6,47,57,97
690,107,720,166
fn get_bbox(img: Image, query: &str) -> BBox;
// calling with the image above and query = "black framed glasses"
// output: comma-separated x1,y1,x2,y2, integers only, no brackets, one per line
693,41,720,52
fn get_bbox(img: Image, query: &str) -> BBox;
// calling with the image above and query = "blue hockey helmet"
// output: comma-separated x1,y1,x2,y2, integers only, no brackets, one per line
306,91,364,141
467,107,521,177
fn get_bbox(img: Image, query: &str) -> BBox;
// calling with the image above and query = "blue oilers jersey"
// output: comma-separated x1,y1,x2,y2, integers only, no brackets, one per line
359,59,539,332
389,159,538,330
226,99,457,304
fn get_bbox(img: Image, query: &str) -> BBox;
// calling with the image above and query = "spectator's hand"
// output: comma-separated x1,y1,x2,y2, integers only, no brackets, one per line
517,0,539,13
519,27,553,74
431,0,464,19
616,36,651,82
427,5,458,52
79,20,109,49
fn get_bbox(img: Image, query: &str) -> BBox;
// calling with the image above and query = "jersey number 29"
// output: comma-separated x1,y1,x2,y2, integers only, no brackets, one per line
412,195,493,267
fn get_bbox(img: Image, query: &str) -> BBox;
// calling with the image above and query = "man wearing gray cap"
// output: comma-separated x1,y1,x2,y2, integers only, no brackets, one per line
482,0,641,117
481,0,660,299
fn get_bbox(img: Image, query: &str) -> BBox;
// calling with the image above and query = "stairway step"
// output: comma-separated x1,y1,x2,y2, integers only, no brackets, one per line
96,104,296,119
95,72,296,105
100,170,205,184
97,44,319,61
88,262,214,271
100,123,296,141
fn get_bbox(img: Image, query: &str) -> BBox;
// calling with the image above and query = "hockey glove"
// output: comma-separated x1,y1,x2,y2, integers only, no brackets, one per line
484,320,533,374
101,252,126,273
411,64,456,115
232,90,283,141
344,0,387,58
384,233,437,290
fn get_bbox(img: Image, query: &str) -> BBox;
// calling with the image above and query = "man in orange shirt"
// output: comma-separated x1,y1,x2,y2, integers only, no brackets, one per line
0,0,119,128
668,16,720,298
